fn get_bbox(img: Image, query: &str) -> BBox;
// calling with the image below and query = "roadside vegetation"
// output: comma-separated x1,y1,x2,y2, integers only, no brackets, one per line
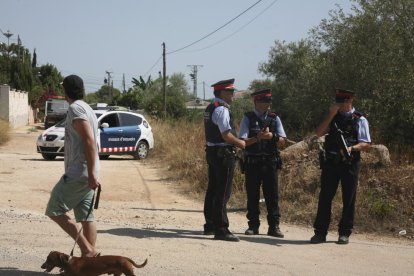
0,120,10,146
151,115,414,238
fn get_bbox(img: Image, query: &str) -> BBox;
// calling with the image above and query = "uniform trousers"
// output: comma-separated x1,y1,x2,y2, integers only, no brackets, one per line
204,146,236,235
314,160,361,237
245,158,280,230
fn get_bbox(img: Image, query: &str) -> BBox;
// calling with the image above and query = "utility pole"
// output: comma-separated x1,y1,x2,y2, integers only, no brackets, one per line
1,29,13,57
162,42,166,118
187,65,203,98
203,81,206,101
1,30,13,74
105,71,113,103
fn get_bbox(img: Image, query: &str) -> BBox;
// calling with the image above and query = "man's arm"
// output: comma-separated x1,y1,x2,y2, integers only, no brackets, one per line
222,130,246,149
347,118,371,153
73,119,99,189
239,115,259,146
348,142,370,153
316,104,340,137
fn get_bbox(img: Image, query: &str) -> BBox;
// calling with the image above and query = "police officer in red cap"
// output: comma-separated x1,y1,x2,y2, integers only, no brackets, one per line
203,78,246,242
239,88,286,238
311,88,371,245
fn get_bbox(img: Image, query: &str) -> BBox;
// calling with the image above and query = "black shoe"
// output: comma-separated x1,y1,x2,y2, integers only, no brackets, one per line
310,234,326,244
244,228,259,235
203,224,215,235
214,232,240,242
203,229,215,235
337,235,349,244
267,227,284,238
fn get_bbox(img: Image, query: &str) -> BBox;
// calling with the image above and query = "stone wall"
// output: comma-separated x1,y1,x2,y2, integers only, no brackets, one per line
0,85,29,128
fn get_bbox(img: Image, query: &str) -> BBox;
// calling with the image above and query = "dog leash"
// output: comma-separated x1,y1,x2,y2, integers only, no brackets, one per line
70,184,102,257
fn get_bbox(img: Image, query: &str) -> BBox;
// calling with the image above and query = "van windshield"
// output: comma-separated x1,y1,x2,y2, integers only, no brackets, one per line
47,100,68,113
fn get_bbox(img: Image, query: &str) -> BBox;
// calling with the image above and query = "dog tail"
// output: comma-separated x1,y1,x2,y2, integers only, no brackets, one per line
129,258,148,268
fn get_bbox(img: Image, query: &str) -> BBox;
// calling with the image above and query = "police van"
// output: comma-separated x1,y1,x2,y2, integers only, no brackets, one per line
37,110,154,160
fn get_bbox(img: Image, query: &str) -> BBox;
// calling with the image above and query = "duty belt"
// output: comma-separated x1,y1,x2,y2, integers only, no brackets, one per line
246,155,275,164
206,145,236,158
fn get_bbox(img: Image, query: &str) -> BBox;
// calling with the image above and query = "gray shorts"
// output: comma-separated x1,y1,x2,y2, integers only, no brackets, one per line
45,175,95,222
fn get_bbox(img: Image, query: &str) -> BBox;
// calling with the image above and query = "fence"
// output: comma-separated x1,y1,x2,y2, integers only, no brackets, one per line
0,85,34,128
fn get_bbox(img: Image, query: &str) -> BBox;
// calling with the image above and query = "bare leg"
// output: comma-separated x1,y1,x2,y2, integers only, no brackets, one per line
49,214,97,257
81,221,97,247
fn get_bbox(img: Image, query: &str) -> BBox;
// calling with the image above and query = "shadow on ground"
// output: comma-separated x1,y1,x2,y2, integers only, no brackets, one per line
99,227,207,241
99,227,319,246
0,268,46,275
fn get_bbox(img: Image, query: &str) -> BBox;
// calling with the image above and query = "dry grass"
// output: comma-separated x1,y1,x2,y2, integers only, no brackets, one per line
0,120,10,146
151,118,414,237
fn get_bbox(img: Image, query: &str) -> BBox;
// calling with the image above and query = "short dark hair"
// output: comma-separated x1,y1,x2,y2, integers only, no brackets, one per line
62,75,84,100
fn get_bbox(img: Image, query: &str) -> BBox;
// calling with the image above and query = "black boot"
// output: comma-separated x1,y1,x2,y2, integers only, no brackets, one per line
267,226,284,238
214,230,240,242
337,235,349,244
244,228,259,235
203,224,215,235
310,234,326,244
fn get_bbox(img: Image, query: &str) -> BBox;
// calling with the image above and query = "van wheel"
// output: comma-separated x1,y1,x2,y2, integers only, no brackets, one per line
134,141,149,160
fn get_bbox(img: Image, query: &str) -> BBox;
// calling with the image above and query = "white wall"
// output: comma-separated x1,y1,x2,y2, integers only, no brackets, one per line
0,85,29,128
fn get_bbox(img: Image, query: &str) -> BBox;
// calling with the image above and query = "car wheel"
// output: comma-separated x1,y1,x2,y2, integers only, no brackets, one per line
42,153,57,160
134,141,149,160
99,155,110,160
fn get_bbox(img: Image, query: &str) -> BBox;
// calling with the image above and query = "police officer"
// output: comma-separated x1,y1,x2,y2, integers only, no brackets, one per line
239,88,286,238
311,88,371,244
203,78,246,242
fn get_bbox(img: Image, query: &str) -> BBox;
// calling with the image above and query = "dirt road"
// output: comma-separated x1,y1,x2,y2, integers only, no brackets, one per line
0,125,413,276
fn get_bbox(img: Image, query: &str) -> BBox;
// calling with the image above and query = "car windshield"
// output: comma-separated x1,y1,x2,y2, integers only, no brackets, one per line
55,119,66,127
95,113,104,119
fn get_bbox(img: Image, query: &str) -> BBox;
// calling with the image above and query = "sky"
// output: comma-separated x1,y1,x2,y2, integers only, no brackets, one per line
1,0,355,99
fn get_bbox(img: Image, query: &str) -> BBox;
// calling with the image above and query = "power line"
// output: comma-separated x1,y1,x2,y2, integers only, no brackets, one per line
183,0,279,53
167,0,264,54
143,55,162,78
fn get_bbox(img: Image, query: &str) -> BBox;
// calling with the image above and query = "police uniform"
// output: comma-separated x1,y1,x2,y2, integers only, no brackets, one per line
203,78,240,242
312,89,371,244
239,88,286,237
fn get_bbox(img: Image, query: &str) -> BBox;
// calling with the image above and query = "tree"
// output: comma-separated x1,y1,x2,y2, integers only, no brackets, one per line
85,85,122,105
257,0,414,145
310,0,414,145
131,75,152,90
124,73,190,118
32,48,37,68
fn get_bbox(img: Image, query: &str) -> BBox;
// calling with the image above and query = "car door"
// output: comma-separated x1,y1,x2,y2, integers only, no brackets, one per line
98,112,123,152
118,113,142,152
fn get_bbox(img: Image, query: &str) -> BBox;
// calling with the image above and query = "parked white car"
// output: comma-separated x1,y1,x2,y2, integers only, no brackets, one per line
37,110,154,160
37,119,65,160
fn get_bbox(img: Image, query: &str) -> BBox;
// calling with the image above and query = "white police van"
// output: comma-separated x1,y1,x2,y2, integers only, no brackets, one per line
37,110,154,160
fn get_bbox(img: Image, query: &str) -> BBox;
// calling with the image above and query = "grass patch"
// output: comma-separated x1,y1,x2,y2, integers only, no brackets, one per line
0,120,10,146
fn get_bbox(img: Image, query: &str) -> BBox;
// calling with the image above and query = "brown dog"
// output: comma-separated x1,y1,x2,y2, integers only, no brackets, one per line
41,251,147,276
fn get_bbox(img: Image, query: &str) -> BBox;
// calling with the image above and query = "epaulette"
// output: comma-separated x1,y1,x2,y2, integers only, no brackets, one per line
352,111,365,119
267,111,278,118
213,101,229,109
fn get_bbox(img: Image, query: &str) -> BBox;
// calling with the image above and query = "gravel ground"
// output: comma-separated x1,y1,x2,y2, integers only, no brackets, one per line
0,126,413,276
